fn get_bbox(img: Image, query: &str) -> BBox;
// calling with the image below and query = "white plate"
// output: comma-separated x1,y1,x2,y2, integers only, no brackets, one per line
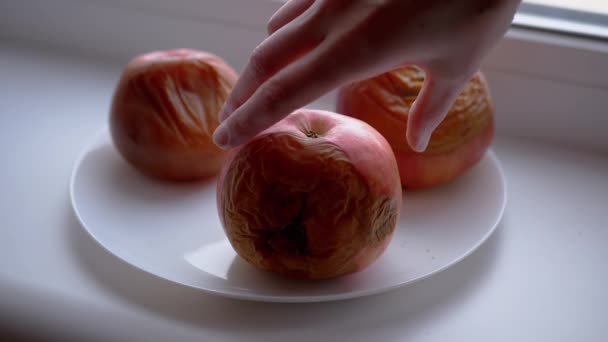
70,128,507,303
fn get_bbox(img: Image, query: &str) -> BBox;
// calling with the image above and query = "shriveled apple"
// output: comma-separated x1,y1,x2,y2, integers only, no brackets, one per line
217,109,402,280
337,66,494,189
110,49,238,181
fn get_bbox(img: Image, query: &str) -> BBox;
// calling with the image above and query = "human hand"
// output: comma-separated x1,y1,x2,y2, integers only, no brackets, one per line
213,0,521,151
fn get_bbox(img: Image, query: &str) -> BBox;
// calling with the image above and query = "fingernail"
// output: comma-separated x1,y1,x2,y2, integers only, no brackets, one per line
413,130,432,153
218,103,233,123
213,125,230,149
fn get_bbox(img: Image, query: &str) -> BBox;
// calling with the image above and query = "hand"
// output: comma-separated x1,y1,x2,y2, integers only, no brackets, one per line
213,0,521,151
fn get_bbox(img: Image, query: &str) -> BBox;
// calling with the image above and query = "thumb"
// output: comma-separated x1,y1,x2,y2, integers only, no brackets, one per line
406,72,469,152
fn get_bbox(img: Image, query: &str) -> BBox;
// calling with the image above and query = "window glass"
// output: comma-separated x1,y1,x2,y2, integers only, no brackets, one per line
519,1,608,38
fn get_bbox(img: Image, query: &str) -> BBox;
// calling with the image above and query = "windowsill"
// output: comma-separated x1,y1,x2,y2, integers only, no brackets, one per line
0,42,607,340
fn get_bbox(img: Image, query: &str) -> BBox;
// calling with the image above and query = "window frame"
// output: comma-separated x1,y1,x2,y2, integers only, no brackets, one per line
516,2,608,40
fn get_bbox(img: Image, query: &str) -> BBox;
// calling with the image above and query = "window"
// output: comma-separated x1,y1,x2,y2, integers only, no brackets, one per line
518,0,608,39
525,0,608,15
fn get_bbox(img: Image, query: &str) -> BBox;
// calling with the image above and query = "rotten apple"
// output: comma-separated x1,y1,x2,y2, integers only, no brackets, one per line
217,109,402,280
337,66,494,189
110,49,238,181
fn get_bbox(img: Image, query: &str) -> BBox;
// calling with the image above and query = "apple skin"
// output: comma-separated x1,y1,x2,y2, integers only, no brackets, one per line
217,109,402,280
336,66,494,189
110,49,238,181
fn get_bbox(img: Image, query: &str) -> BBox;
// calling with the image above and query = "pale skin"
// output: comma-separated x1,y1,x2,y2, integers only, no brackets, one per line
213,0,522,152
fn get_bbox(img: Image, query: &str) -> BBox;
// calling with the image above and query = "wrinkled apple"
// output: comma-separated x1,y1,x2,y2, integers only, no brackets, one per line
337,66,494,189
110,49,238,181
217,109,402,280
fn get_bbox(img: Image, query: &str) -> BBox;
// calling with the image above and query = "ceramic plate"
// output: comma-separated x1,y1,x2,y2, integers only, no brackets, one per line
70,128,507,302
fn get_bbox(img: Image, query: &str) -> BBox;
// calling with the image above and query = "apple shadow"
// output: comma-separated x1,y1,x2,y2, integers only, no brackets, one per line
222,254,341,294
67,200,506,340
86,144,217,204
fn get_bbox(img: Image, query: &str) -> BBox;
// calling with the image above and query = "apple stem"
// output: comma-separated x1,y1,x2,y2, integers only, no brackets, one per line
305,131,319,138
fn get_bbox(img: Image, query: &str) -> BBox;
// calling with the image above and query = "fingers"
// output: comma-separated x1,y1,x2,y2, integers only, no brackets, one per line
406,71,470,152
217,12,322,124
267,0,315,35
213,41,358,149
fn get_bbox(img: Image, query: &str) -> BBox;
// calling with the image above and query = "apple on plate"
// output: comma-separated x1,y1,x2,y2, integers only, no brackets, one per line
110,49,237,181
337,66,494,189
217,109,402,280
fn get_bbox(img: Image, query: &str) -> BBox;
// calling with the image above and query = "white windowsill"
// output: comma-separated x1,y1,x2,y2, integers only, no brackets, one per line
0,42,606,341
1,0,608,339
1,0,607,340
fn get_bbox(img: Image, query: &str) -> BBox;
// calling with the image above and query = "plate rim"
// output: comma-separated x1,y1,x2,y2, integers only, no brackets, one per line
69,127,508,303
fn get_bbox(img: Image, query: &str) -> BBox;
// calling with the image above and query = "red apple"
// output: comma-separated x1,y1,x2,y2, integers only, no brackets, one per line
337,66,494,189
217,109,402,280
110,49,238,181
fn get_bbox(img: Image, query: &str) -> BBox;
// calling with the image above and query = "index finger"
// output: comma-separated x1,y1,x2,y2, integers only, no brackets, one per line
217,2,322,123
213,39,368,149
